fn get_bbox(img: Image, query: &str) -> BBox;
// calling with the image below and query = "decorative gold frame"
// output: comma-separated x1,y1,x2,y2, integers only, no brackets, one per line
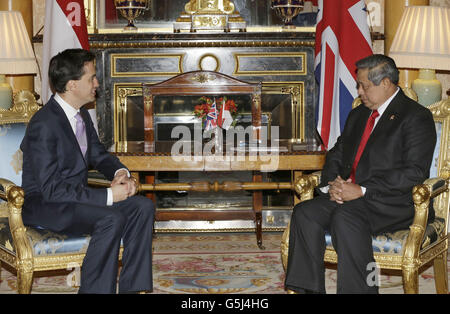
198,53,221,72
114,83,143,142
233,52,307,76
262,82,305,143
84,0,97,33
113,82,305,143
110,53,184,78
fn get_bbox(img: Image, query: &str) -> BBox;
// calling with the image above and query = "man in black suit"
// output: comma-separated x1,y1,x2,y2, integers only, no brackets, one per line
21,49,154,294
284,54,436,293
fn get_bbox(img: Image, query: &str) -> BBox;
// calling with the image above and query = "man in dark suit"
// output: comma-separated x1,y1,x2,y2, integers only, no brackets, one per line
284,54,436,293
20,49,154,294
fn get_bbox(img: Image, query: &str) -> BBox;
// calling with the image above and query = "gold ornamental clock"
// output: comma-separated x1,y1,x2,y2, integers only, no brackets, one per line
174,0,246,32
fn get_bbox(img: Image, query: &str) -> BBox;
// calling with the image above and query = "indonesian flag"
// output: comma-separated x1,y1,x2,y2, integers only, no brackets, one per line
42,0,98,132
217,99,233,130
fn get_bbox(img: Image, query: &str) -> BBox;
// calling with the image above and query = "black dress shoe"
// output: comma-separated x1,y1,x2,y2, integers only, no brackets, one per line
285,285,323,294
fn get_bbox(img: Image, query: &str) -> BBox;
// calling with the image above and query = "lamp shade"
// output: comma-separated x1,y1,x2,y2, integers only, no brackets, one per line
0,11,38,75
389,6,450,71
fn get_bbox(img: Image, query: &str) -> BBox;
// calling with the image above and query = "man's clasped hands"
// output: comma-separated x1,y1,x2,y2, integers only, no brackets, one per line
111,169,138,203
328,176,364,204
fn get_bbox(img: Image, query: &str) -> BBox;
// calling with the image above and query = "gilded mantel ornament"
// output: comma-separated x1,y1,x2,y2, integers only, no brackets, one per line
0,90,39,125
174,0,246,33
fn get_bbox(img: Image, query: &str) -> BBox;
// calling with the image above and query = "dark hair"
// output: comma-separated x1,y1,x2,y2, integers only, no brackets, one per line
356,54,399,86
48,49,96,94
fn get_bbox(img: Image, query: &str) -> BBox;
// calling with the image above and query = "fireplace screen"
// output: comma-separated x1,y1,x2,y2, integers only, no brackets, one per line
113,82,304,143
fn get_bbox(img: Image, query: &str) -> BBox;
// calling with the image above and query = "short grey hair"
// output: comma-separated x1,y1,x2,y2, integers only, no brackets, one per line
356,54,399,86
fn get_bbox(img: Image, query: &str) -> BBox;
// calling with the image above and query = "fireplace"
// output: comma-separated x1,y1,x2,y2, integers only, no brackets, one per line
90,31,317,231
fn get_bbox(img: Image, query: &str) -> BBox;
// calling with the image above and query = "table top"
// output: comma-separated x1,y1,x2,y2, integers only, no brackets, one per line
110,140,326,172
109,140,325,155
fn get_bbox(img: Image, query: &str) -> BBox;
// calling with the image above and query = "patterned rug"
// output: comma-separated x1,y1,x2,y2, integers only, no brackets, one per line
0,232,448,294
151,233,284,294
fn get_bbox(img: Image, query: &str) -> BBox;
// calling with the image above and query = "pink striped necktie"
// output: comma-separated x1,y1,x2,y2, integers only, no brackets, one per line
74,112,87,156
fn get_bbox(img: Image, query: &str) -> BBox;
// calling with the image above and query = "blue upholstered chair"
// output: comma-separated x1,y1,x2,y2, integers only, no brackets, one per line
281,98,450,294
0,91,118,293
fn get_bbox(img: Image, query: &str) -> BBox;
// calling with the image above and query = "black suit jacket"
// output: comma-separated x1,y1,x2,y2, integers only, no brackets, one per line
20,96,126,231
319,89,436,233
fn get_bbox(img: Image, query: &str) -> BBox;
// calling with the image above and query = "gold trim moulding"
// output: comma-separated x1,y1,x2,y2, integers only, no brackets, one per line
91,40,315,50
0,249,16,268
32,247,124,272
154,226,286,233
154,206,293,212
418,237,448,266
93,26,316,35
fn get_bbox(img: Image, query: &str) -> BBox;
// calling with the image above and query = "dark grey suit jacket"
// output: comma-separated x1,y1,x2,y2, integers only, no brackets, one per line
20,96,126,231
319,89,436,233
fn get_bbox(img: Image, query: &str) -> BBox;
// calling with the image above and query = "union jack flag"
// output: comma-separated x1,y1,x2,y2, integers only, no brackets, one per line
315,0,373,149
204,98,218,131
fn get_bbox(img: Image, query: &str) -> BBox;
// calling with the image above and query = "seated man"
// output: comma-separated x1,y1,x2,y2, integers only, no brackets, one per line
20,49,154,294
284,54,436,294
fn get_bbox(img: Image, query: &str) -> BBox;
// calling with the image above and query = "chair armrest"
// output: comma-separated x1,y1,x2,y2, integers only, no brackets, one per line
411,177,448,228
0,178,17,200
293,172,321,202
0,178,25,217
0,178,34,270
403,177,448,264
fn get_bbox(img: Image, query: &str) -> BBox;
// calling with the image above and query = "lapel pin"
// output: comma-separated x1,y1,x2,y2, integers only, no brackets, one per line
390,115,396,120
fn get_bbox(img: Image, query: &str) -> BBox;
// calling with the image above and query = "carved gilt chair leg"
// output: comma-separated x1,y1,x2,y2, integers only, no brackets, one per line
17,268,33,294
280,220,290,272
402,265,419,294
433,251,448,294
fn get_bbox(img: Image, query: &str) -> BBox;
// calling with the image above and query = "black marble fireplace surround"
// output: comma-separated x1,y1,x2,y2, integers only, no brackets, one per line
87,31,317,147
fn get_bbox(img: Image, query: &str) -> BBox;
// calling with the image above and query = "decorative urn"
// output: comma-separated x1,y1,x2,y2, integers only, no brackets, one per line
271,0,304,29
114,0,150,31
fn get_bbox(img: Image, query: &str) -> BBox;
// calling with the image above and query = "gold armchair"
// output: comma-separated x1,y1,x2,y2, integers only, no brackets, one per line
0,92,121,293
281,98,450,294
